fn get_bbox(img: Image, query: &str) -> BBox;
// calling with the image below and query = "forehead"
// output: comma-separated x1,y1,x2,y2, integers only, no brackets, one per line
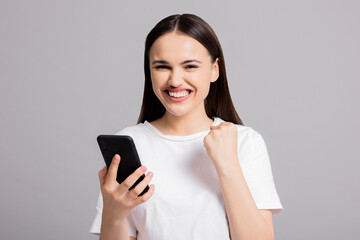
149,32,210,62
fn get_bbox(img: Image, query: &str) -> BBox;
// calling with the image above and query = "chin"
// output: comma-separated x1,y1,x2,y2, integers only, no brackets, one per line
164,109,189,117
164,104,200,118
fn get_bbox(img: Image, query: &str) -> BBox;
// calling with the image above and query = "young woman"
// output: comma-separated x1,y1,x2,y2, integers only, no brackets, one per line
90,13,283,240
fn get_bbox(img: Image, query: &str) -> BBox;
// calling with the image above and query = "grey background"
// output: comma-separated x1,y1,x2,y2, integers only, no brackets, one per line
1,0,359,239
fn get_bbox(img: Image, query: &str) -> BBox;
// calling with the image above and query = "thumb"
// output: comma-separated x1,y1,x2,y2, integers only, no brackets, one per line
105,154,122,188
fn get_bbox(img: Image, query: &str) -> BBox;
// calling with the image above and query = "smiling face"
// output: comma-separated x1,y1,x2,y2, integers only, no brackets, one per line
149,31,219,119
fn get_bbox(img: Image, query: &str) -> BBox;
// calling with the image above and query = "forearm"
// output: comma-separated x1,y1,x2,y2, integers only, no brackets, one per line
217,161,273,240
99,213,130,240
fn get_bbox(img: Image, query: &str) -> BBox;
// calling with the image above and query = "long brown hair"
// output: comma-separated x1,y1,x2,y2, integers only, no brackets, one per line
137,13,244,125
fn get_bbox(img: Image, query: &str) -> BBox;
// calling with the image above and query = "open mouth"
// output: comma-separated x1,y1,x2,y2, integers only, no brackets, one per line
164,90,193,102
165,90,192,98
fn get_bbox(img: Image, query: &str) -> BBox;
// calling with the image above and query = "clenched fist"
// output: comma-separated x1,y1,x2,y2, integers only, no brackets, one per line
203,122,239,173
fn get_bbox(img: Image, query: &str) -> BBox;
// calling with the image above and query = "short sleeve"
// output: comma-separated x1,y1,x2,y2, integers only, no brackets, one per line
88,190,137,237
242,129,284,215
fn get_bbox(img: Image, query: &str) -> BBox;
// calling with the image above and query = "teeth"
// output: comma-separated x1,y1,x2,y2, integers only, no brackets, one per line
168,90,190,98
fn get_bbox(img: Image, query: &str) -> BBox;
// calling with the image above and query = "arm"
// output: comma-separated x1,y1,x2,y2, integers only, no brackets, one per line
99,218,131,240
217,161,274,240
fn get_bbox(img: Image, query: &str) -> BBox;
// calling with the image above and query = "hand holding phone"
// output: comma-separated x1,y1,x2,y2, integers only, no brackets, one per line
98,153,155,221
97,135,150,196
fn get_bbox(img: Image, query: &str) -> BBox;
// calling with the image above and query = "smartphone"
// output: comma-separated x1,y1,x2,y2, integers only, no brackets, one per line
97,135,149,197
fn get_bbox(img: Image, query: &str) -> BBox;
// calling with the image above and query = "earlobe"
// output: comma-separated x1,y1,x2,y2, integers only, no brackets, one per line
211,58,220,83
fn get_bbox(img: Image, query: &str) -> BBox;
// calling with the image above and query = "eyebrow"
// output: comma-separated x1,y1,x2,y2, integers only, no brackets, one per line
151,59,202,65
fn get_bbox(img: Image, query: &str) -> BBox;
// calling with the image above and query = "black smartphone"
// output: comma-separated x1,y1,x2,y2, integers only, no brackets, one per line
97,135,149,197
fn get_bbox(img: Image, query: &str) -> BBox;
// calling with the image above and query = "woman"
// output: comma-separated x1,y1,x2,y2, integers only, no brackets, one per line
90,13,283,240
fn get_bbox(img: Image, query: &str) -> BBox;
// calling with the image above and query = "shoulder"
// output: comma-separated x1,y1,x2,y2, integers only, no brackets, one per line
113,122,155,147
233,123,268,159
114,122,147,136
231,124,272,172
235,124,263,142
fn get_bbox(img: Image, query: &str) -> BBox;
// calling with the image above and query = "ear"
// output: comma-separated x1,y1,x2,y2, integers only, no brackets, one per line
211,57,220,83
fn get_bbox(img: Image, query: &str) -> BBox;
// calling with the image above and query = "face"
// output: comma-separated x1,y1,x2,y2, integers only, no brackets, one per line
149,31,219,118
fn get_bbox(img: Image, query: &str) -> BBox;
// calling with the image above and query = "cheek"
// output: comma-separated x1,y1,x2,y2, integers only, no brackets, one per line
151,82,164,102
150,73,165,91
150,76,168,102
185,71,211,90
151,71,168,84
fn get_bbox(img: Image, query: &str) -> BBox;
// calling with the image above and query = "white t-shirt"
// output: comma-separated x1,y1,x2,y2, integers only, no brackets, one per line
89,117,284,239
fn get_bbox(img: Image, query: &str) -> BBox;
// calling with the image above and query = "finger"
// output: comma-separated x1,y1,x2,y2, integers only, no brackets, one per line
131,184,155,206
127,171,153,200
105,154,121,186
210,125,219,130
118,165,147,194
98,165,107,186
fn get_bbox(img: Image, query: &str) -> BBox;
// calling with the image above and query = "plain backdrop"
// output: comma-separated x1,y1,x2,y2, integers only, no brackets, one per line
1,0,359,239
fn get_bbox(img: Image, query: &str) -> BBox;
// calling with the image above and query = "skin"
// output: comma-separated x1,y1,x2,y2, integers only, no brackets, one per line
149,31,219,135
99,31,274,240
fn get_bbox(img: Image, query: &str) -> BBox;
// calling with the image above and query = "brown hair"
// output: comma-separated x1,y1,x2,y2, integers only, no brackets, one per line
137,13,244,125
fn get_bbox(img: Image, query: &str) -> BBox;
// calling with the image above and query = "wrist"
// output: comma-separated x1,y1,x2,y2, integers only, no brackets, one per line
102,208,128,226
100,214,129,240
216,160,241,178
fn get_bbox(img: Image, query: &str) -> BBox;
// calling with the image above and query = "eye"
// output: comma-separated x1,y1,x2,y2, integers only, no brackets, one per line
154,65,170,69
185,65,198,69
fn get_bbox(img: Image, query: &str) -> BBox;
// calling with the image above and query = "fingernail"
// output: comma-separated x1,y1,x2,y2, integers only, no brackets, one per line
140,166,146,173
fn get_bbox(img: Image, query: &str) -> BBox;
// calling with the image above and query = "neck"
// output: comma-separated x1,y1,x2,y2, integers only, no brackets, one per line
153,104,214,136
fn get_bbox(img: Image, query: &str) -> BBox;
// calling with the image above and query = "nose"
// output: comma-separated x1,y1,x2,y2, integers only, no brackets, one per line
167,68,184,87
